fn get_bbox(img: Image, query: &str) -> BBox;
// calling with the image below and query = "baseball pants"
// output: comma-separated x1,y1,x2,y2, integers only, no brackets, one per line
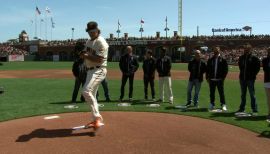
159,76,173,102
82,67,107,121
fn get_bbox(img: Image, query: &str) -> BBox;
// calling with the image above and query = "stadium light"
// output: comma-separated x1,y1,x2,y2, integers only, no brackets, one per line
71,28,75,40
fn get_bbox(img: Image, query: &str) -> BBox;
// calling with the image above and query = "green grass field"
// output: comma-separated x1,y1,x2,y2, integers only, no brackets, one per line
0,61,242,72
0,62,269,136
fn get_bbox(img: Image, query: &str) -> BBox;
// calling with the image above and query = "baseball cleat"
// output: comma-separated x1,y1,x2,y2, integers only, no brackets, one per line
84,119,104,131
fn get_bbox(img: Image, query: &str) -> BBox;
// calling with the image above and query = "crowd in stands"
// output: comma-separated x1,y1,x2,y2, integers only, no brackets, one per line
1,35,269,62
106,36,180,41
189,34,270,41
3,34,269,47
202,47,268,64
46,40,77,46
224,47,268,64
106,34,270,41
0,45,28,57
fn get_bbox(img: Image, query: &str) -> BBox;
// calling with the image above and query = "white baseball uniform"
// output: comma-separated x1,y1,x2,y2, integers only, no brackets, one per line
82,36,109,121
159,76,173,102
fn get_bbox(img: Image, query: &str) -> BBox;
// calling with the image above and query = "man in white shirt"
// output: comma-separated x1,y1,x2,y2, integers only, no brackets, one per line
81,21,109,131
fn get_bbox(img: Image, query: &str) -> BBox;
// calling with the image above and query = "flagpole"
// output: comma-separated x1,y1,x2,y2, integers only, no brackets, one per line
71,28,75,40
118,20,119,38
139,18,144,38
141,23,142,38
35,9,37,39
50,17,54,41
166,17,167,38
164,16,169,39
117,19,120,39
45,13,47,40
51,25,53,41
40,19,42,39
30,20,33,40
141,20,143,38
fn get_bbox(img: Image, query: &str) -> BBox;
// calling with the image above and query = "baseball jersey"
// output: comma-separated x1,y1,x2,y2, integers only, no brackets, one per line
84,36,109,67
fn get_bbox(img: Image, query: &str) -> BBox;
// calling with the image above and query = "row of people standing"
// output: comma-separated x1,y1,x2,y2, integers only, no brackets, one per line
186,45,270,120
262,48,270,121
184,47,228,110
72,41,270,122
119,46,173,104
119,44,270,121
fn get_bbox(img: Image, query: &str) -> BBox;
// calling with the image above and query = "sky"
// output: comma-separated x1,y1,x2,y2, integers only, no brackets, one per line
0,0,270,42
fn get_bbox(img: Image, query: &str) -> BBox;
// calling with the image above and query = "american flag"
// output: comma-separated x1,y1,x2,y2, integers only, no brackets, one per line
51,17,55,28
36,6,41,15
45,7,51,13
118,20,121,27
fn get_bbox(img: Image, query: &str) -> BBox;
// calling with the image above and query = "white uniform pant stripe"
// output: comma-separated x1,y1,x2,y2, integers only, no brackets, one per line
82,68,107,121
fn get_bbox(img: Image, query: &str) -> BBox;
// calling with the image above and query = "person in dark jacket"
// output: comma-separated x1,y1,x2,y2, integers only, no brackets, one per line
185,50,207,107
156,47,173,104
235,45,261,116
96,78,111,102
263,48,270,122
206,46,228,111
143,49,156,100
71,42,87,103
119,46,139,101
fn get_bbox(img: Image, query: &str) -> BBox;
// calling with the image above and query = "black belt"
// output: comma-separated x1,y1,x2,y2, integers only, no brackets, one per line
87,66,101,70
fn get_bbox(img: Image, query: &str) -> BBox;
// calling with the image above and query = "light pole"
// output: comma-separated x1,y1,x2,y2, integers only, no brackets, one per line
197,26,199,37
40,19,44,39
116,20,121,39
178,0,182,39
139,27,144,38
139,18,144,38
178,0,184,62
71,28,75,40
164,16,170,38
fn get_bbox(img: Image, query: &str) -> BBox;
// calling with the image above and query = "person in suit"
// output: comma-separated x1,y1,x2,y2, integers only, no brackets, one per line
206,46,228,111
143,49,156,100
71,41,87,103
262,48,270,122
96,78,111,102
119,46,139,101
185,50,207,108
235,44,261,116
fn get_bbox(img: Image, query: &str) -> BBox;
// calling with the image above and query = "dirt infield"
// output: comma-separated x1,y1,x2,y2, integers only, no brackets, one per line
0,69,264,81
0,112,269,154
0,70,267,153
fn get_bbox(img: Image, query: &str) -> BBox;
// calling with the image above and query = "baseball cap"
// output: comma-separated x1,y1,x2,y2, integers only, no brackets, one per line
86,21,98,32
